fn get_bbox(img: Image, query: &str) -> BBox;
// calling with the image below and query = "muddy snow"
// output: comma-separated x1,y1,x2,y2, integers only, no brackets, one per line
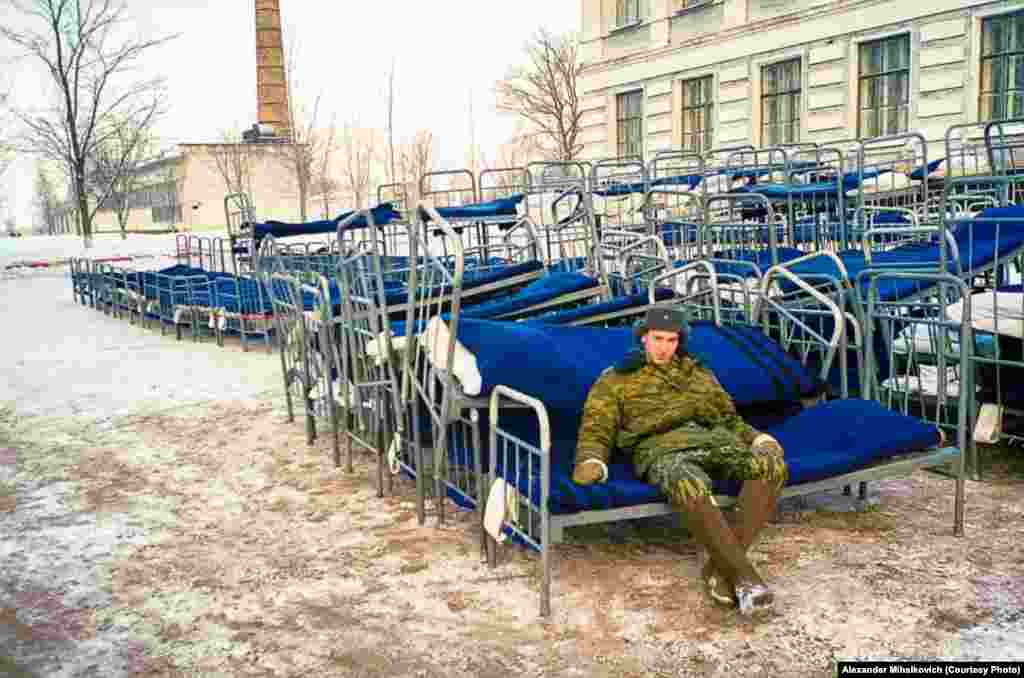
2,234,1023,677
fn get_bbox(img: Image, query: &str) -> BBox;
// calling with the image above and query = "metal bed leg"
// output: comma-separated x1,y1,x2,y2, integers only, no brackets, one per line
306,394,316,446
327,379,340,470
414,421,426,526
343,406,353,473
280,363,295,425
435,438,446,527
540,542,551,618
376,405,385,499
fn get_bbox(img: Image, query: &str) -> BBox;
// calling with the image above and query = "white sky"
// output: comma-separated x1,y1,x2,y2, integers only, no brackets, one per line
1,0,579,227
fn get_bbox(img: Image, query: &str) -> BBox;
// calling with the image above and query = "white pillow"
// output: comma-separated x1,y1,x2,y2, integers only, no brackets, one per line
421,316,483,395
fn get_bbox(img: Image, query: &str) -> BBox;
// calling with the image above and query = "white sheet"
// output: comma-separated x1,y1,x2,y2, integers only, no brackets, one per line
893,324,960,356
947,291,1024,339
880,365,976,397
422,316,482,395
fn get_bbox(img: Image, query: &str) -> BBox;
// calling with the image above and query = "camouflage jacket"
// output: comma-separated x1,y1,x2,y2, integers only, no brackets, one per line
576,350,762,478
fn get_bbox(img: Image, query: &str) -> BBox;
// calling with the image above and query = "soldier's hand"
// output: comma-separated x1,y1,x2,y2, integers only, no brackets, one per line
751,433,784,457
572,462,604,486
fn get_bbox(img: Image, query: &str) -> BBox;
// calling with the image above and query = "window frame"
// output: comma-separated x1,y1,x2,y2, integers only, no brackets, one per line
675,0,711,11
760,57,803,147
856,33,911,139
979,10,1024,122
616,0,641,28
616,89,644,159
680,75,715,154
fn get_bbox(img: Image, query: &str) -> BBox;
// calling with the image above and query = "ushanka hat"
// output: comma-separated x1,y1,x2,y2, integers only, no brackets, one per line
634,308,688,340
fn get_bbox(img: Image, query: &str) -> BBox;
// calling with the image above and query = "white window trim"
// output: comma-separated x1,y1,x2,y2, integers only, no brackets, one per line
673,0,718,17
616,87,646,160
971,7,1024,124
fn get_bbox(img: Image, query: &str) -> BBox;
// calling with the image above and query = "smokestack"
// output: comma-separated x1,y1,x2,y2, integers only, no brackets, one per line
255,0,291,141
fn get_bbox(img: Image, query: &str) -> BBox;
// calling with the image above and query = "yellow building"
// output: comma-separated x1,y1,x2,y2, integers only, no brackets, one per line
578,0,1024,159
91,141,304,234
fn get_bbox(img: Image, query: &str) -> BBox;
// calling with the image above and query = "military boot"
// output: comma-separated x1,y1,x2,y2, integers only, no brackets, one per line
682,494,774,616
733,479,782,550
701,478,781,607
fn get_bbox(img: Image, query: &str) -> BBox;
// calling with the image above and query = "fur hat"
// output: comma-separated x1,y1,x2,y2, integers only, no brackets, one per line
633,308,688,340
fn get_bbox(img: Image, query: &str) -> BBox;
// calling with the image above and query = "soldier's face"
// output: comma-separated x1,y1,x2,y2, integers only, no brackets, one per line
642,329,679,365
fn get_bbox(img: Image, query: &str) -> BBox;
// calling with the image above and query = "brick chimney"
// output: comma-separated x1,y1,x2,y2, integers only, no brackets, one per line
255,0,291,140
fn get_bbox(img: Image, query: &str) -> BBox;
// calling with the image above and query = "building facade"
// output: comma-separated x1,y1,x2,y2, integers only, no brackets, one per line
578,0,1024,160
90,142,304,234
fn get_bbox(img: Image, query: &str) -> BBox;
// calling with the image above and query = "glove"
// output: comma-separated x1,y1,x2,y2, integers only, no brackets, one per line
572,460,606,486
751,433,784,457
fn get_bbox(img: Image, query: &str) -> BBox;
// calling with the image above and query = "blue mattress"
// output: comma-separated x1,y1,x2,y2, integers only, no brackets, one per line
461,272,600,320
595,174,704,197
252,203,401,242
452,318,823,411
736,168,886,199
723,160,821,181
652,174,703,189
669,248,802,279
908,158,947,181
382,259,544,307
495,398,941,514
526,287,676,326
423,194,524,221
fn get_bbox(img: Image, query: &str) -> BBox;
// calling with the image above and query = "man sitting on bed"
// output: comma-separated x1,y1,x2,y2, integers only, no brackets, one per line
572,308,787,616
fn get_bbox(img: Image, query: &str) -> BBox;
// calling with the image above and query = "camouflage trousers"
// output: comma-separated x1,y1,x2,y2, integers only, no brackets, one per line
645,443,788,506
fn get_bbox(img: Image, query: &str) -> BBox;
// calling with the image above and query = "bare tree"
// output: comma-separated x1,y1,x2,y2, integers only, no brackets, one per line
207,129,256,198
0,90,13,188
311,119,339,218
2,0,173,247
466,89,480,177
88,123,153,239
339,122,377,210
33,162,60,234
396,129,434,205
279,34,331,222
0,92,11,201
156,162,181,232
282,98,320,221
481,135,532,190
495,29,582,163
385,59,397,185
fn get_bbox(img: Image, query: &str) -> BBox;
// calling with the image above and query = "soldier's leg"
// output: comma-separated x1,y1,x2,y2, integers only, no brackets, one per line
734,442,787,550
647,453,771,614
700,446,788,587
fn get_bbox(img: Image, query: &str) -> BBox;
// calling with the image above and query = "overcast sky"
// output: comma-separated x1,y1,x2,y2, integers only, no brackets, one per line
1,0,579,228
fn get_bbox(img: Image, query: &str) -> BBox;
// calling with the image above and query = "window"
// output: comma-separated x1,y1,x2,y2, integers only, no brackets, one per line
676,0,710,10
617,90,644,158
681,76,714,153
980,11,1024,121
152,205,182,224
761,59,801,146
616,0,640,27
858,34,910,138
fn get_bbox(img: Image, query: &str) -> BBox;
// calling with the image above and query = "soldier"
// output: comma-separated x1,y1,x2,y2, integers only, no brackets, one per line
572,308,788,615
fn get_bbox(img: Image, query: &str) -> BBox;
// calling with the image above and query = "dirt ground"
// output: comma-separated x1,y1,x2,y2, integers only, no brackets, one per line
3,238,1024,677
